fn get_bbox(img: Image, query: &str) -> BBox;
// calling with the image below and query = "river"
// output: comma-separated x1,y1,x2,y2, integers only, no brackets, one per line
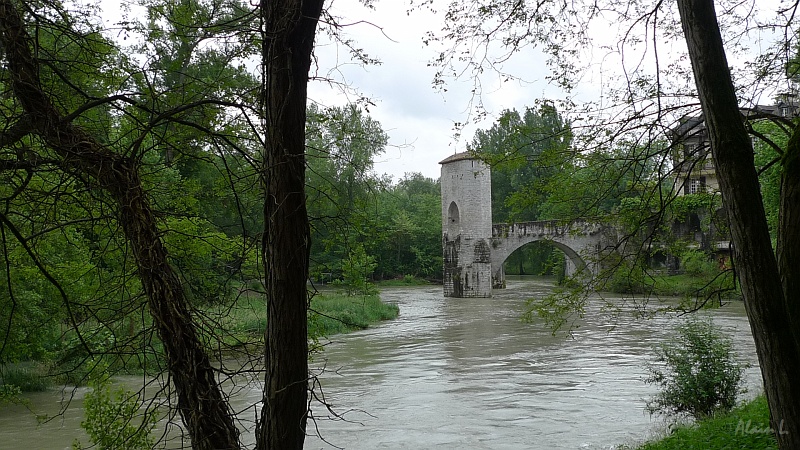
0,277,761,449
302,277,761,450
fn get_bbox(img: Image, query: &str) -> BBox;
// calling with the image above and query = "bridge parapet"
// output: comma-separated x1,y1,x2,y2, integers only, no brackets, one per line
492,219,604,240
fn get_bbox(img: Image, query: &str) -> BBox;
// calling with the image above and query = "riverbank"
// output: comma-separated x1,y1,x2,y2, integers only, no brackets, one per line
625,395,777,449
1,290,399,395
376,275,432,287
608,271,739,300
217,288,399,345
308,291,400,337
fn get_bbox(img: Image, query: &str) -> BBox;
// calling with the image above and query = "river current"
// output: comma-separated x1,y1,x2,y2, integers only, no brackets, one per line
302,278,761,449
0,277,761,449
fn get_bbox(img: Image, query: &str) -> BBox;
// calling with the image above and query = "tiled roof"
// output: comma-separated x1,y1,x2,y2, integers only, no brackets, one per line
439,151,477,164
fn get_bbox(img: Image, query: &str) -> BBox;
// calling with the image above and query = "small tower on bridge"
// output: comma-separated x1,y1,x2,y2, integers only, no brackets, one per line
440,152,493,297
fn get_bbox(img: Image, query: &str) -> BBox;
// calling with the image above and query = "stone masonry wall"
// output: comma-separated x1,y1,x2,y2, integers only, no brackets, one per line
441,153,493,297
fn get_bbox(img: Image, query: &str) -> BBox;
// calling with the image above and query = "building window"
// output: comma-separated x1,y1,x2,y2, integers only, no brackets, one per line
689,177,706,194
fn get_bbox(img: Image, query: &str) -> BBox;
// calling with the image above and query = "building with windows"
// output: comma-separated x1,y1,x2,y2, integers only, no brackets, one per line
670,97,798,196
666,97,797,269
670,114,715,196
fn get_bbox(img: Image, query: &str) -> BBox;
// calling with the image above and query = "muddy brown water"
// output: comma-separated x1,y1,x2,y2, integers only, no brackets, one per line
0,277,761,449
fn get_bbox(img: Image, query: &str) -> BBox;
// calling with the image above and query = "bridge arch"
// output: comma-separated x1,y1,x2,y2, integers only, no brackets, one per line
495,238,587,272
489,221,602,289
490,237,589,288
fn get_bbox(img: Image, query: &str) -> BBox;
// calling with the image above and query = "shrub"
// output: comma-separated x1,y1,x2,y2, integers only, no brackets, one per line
680,249,718,277
0,384,22,404
606,258,651,294
340,245,378,296
72,377,158,450
645,316,746,420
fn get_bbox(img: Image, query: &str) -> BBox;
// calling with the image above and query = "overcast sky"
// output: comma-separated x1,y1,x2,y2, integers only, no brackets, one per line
307,0,792,182
308,0,572,181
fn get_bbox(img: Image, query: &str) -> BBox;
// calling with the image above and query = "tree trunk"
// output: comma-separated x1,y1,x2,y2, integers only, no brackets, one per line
256,0,323,449
677,0,800,446
0,3,240,449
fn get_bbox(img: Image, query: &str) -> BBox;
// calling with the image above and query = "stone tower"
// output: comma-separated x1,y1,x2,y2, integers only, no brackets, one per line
440,152,493,297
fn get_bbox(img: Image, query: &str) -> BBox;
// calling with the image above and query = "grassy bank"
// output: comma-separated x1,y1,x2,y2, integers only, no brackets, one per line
377,275,431,287
211,289,399,347
2,290,399,393
308,292,400,336
628,395,778,450
608,271,739,300
650,273,737,298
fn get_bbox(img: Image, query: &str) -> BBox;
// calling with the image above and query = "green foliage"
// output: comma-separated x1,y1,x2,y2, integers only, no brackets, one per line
680,249,718,277
645,317,746,420
55,326,124,385
163,217,242,304
378,275,431,286
73,377,158,450
339,245,379,296
0,0,263,385
306,104,390,278
604,256,653,295
210,289,399,350
504,242,563,277
751,121,787,241
307,115,442,283
199,292,265,348
633,395,777,450
469,102,573,223
543,141,668,222
645,272,737,300
0,383,22,404
306,118,442,283
370,174,442,279
0,362,50,393
668,193,717,222
0,214,94,364
615,197,656,234
602,190,730,297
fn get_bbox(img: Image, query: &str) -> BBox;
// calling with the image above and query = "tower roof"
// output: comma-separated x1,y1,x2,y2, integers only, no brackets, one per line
439,151,478,164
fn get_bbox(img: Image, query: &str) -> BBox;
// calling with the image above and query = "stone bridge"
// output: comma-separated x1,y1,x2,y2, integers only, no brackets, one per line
489,220,607,290
441,152,614,298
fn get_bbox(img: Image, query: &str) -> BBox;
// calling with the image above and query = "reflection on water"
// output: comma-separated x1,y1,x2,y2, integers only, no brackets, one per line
0,277,761,450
